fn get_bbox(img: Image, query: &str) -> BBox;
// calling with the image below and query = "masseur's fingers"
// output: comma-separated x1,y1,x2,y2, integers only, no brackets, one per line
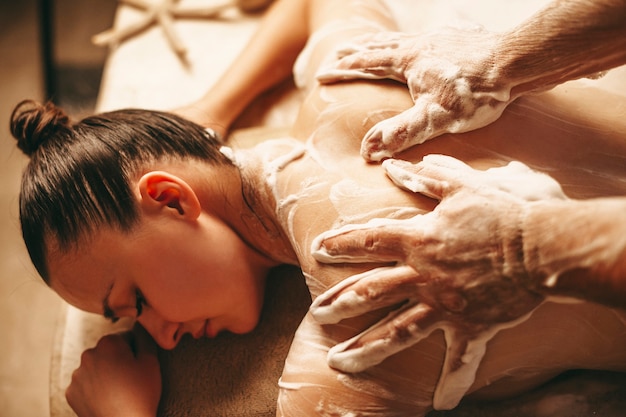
316,50,406,83
311,216,422,264
383,156,472,199
334,31,411,60
482,161,568,201
359,107,423,161
326,300,442,373
316,32,409,84
318,27,515,160
310,265,422,324
360,96,468,161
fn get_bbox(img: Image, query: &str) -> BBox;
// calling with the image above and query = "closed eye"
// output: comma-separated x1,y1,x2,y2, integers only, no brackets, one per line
135,289,147,317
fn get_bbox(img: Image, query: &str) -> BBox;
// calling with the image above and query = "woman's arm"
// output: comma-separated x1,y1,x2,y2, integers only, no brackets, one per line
176,0,398,137
175,0,309,136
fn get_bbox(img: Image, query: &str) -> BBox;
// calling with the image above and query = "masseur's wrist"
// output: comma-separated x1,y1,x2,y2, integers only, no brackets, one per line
463,33,519,104
522,198,626,307
490,0,626,98
487,30,549,99
521,199,585,295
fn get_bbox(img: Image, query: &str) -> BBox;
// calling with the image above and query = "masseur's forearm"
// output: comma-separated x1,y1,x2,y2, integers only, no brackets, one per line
496,0,626,97
524,197,626,308
192,0,309,134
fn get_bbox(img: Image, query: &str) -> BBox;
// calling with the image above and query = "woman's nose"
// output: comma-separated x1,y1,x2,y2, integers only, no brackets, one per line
136,307,182,350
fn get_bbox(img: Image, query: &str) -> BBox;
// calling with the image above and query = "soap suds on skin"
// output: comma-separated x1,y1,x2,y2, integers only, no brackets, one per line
278,312,430,416
231,4,626,410
307,155,593,410
294,13,389,90
433,310,540,409
247,138,438,412
315,281,544,410
251,137,498,410
328,179,425,228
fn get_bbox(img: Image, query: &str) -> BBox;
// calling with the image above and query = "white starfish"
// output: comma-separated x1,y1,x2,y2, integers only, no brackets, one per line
92,0,271,63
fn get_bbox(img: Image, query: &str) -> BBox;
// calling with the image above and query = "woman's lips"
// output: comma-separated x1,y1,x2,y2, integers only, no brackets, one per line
191,320,220,339
192,320,209,339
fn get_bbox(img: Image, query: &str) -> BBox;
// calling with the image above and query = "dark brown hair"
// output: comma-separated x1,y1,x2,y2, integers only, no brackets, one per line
10,100,231,282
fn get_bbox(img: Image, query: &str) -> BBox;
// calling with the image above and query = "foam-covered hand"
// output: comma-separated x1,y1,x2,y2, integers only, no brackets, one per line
317,29,513,161
66,325,162,417
310,155,567,409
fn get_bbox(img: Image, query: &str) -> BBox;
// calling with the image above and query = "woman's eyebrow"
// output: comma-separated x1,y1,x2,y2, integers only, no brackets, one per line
102,284,119,323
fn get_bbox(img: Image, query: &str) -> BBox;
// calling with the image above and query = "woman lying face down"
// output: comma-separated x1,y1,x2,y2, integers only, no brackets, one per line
10,0,626,415
12,103,296,349
12,76,626,417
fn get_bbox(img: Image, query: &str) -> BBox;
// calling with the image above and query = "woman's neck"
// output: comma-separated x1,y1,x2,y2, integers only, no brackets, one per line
208,150,300,267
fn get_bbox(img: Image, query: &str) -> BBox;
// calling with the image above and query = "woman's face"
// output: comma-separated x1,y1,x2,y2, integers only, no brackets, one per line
47,209,269,350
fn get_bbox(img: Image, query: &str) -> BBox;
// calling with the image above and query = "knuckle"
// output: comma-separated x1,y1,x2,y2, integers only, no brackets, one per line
390,319,413,341
363,232,377,251
79,347,94,364
65,386,75,403
95,335,116,350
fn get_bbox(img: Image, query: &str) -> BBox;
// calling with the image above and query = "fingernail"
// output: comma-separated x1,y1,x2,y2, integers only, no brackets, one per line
311,246,337,263
310,237,336,262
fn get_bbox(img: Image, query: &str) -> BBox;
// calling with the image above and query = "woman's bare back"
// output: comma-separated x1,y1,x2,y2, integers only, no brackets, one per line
260,72,626,415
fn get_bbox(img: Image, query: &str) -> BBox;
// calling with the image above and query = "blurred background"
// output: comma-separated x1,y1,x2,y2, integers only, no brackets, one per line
0,1,116,415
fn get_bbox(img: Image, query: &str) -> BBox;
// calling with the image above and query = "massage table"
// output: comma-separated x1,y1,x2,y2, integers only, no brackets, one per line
49,1,626,415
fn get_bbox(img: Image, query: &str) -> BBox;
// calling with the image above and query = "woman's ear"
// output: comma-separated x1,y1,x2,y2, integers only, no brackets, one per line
137,171,202,220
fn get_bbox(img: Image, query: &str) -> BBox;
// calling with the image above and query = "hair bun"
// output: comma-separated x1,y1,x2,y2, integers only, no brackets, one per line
10,100,72,156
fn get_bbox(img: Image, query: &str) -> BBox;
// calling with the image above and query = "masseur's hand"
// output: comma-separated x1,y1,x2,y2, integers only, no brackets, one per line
317,28,512,161
309,156,568,392
66,325,162,417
